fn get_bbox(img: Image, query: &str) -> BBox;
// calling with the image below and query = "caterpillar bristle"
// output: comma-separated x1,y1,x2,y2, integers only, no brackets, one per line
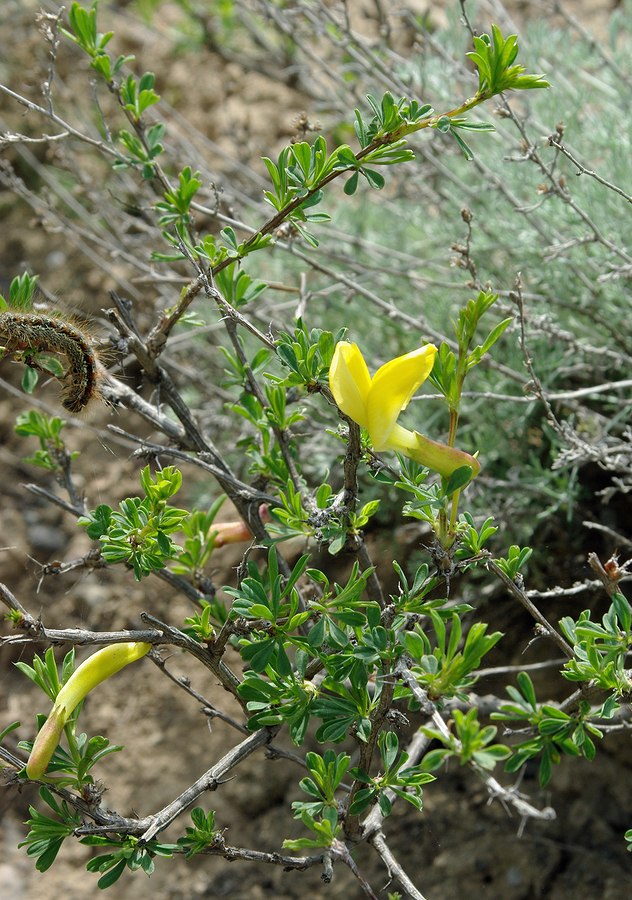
0,311,101,412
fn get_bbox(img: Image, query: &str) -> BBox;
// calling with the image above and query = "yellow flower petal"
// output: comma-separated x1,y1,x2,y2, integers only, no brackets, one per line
329,341,371,428
367,344,437,449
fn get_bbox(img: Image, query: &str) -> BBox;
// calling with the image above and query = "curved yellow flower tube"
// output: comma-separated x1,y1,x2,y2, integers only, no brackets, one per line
26,641,151,780
329,341,480,479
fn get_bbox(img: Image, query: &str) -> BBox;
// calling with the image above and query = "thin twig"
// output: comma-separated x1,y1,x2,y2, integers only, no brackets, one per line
196,837,325,872
331,839,380,899
140,612,245,706
484,556,574,658
395,660,556,824
0,623,165,648
65,728,275,839
548,139,632,203
147,649,248,734
0,84,124,158
370,831,428,900
344,664,396,839
107,427,276,506
583,521,632,552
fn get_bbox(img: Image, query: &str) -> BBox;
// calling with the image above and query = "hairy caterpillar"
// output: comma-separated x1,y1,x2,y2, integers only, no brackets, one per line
0,312,99,412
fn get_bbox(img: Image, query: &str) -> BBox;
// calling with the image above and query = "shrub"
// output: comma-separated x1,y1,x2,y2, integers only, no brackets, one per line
1,2,630,897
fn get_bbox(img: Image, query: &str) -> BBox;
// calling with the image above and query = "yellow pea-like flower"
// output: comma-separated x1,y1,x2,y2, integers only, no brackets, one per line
26,641,151,780
329,341,480,479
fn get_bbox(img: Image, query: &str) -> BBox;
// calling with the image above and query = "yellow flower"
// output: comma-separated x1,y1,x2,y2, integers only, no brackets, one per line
329,341,480,479
26,642,151,780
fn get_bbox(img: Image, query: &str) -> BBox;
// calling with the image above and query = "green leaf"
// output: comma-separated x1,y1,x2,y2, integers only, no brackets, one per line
451,129,474,161
466,27,550,97
348,787,375,815
344,171,359,195
443,465,475,497
516,671,537,708
381,731,399,771
97,858,127,889
21,366,38,394
0,720,21,742
612,592,631,633
361,168,385,189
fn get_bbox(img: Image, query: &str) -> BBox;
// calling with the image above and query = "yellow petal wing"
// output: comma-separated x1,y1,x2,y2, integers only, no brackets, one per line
329,341,371,428
367,344,437,449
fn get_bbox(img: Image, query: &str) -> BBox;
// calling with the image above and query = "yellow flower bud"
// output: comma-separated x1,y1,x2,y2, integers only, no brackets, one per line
26,642,151,780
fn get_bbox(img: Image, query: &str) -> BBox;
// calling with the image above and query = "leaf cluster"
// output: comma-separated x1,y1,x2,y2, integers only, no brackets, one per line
176,807,220,857
402,612,502,700
467,26,550,97
560,592,632,692
19,786,175,887
349,731,435,816
430,290,512,415
422,708,511,772
170,495,226,578
83,835,175,889
493,672,617,786
0,271,39,311
78,466,188,580
14,410,77,473
275,319,342,389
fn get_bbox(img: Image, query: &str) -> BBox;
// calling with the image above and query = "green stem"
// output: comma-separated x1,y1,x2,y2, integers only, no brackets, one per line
437,507,449,547
447,408,459,449
63,717,82,766
392,93,489,143
212,95,490,280
449,489,462,535
443,332,475,546
150,93,493,334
